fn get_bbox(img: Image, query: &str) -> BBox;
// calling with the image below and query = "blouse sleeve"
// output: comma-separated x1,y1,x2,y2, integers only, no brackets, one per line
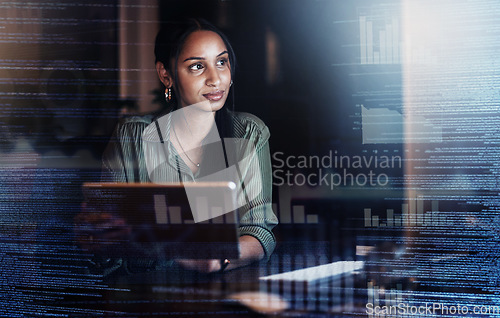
94,116,165,276
101,116,152,183
235,115,279,258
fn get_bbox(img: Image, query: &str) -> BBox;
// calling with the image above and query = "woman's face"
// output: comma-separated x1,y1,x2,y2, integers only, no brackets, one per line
175,30,232,111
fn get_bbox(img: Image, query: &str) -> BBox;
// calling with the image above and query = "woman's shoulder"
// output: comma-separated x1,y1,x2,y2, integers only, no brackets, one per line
115,113,158,131
232,111,265,126
231,111,270,141
116,107,174,139
118,114,155,127
111,114,156,142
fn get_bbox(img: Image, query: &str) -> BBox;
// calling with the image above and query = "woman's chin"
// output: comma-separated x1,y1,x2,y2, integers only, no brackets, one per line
208,100,226,112
211,104,224,112
179,99,226,113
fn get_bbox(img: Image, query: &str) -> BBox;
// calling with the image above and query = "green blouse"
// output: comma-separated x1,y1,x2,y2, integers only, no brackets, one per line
100,111,278,274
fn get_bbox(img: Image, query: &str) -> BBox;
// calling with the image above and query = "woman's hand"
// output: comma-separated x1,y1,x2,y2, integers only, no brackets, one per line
74,203,131,252
175,259,222,273
175,235,265,273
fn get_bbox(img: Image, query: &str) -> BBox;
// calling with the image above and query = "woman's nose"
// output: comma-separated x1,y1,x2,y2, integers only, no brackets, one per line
205,66,221,87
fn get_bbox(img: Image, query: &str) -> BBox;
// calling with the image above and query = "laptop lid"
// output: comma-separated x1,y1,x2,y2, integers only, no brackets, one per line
81,182,240,259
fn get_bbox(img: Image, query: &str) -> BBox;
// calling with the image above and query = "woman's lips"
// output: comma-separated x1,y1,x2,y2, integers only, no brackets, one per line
203,90,224,101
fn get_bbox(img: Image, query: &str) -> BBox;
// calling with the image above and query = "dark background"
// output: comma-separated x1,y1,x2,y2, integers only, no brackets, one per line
0,0,406,261
0,0,381,156
0,0,404,249
4,1,500,316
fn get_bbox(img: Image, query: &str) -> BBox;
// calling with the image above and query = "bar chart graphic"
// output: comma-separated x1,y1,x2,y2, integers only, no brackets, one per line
275,187,319,224
359,13,400,65
358,5,437,65
153,194,237,225
273,203,319,225
364,199,443,228
367,281,403,317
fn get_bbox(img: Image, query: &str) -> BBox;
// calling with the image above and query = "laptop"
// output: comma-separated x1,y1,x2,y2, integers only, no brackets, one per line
81,182,240,259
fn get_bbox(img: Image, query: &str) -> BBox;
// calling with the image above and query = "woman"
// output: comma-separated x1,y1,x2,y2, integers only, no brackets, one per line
91,19,277,275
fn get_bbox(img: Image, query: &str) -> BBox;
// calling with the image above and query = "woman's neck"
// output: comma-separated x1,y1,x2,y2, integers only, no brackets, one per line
172,102,216,143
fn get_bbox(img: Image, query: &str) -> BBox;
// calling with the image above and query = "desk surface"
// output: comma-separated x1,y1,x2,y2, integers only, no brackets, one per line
43,239,497,318
44,241,394,317
96,262,368,317
9,232,496,317
41,241,369,317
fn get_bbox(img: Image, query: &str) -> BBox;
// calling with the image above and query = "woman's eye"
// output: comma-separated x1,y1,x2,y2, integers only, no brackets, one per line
217,58,228,67
189,63,204,71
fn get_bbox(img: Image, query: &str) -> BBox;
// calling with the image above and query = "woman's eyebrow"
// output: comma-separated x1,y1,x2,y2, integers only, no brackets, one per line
217,50,229,57
182,50,228,62
183,56,203,62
